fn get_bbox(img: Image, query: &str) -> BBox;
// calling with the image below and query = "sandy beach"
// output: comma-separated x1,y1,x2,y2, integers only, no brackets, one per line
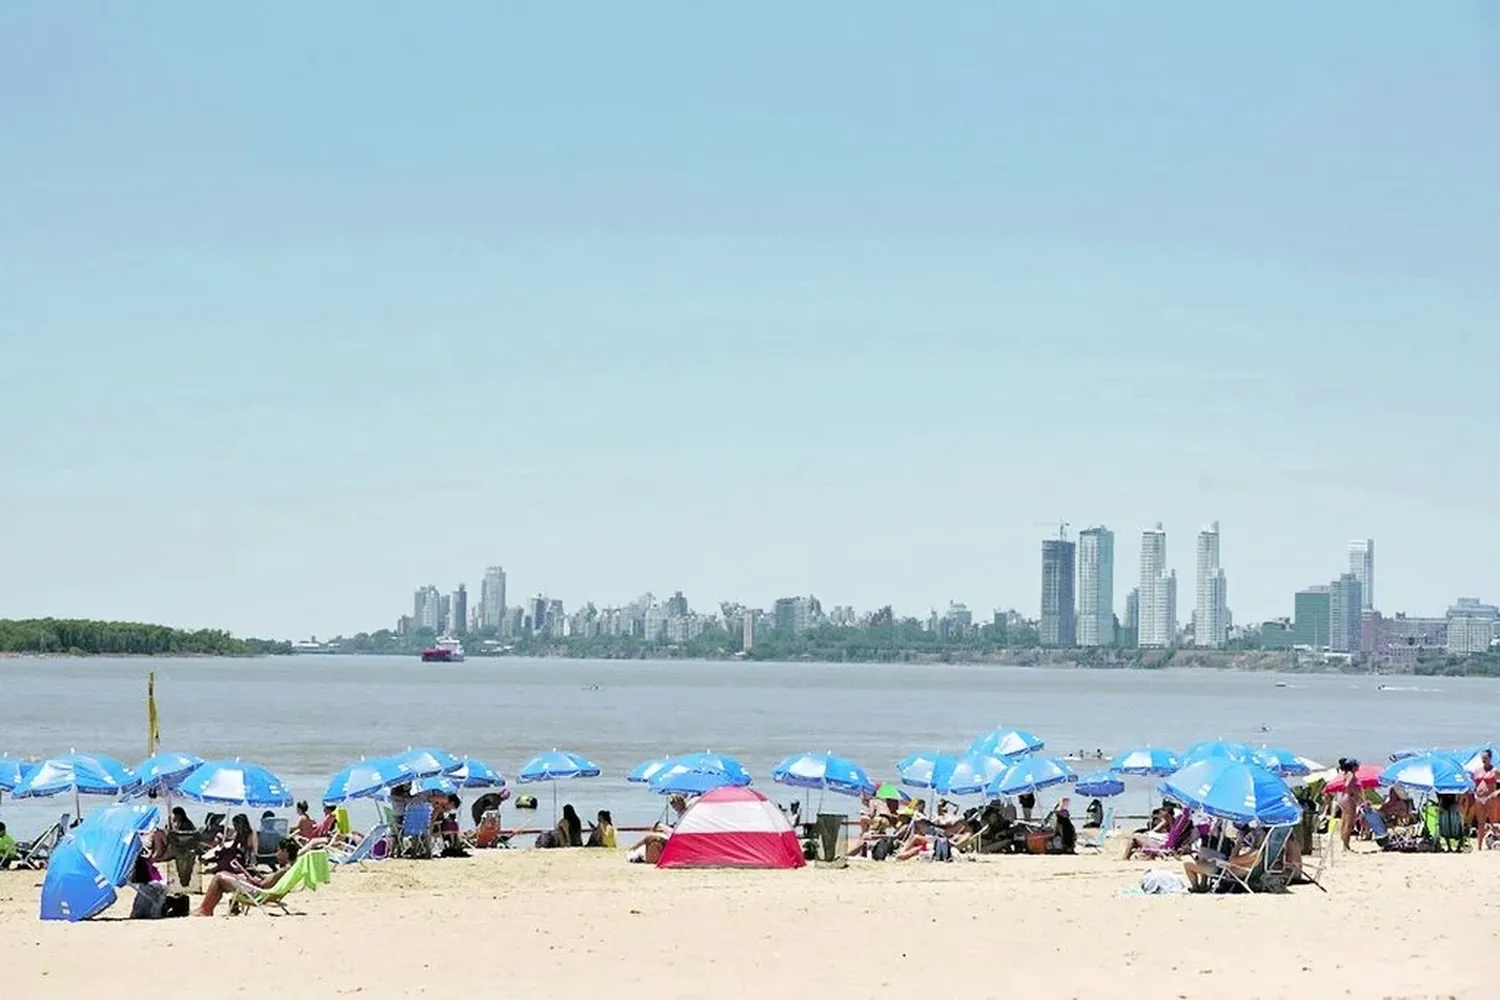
2,843,1497,999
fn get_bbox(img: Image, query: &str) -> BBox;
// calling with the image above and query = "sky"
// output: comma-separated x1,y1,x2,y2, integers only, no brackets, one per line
2,3,1498,638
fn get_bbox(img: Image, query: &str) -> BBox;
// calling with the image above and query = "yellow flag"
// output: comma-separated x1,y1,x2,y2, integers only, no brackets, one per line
147,671,161,756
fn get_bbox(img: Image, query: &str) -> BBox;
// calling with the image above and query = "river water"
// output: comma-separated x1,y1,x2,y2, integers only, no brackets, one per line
1,655,1494,838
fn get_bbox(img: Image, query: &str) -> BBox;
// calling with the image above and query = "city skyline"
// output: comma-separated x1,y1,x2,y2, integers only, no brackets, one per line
3,7,1496,639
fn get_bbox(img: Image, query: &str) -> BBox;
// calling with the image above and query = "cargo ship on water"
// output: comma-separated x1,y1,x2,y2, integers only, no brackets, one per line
420,637,465,662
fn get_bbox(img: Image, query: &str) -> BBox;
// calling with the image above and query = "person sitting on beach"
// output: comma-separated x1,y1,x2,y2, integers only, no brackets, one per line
228,814,257,868
195,840,299,916
626,828,669,863
1377,786,1412,828
1017,792,1037,822
1085,799,1104,830
438,794,464,853
291,801,318,842
667,795,689,829
586,810,616,848
535,804,584,849
0,822,18,869
1046,804,1077,854
1182,827,1263,892
1122,803,1180,860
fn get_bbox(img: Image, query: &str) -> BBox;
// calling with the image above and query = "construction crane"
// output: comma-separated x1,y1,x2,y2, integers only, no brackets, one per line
1031,520,1070,540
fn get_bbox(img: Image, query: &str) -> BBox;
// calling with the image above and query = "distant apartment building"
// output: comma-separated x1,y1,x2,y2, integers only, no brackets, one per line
1039,538,1077,647
1076,527,1115,647
1193,522,1229,648
480,566,507,630
1329,573,1363,654
1137,524,1171,648
450,584,468,635
413,585,442,632
772,596,819,633
1348,539,1374,611
1293,586,1331,648
1121,587,1140,647
666,591,689,618
1445,597,1499,654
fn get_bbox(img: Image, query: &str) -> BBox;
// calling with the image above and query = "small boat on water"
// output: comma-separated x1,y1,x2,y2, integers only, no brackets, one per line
420,637,465,662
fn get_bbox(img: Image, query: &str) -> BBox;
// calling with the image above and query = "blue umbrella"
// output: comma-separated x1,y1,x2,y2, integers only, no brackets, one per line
647,753,752,796
1074,770,1125,798
1378,753,1474,795
40,803,160,922
323,756,415,804
1182,740,1258,766
932,752,1013,797
895,751,946,788
134,751,204,791
1109,746,1181,776
177,759,293,808
411,775,460,796
771,751,872,796
394,747,464,778
1159,758,1299,826
0,757,36,793
450,757,507,789
13,753,140,800
518,750,602,820
987,756,1076,797
1253,748,1311,777
627,758,672,784
969,728,1045,758
1450,744,1496,774
1389,747,1436,762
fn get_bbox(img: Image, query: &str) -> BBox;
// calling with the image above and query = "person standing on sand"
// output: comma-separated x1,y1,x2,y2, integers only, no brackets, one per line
1473,750,1497,849
1336,758,1361,851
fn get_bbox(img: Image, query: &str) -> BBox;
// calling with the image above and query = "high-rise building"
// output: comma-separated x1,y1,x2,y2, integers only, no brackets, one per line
1293,585,1331,648
1039,538,1077,647
480,566,507,630
450,584,467,636
1121,587,1140,647
1194,521,1229,648
666,591,689,618
1076,527,1115,647
413,585,441,632
1137,523,1171,648
1329,573,1363,653
1348,539,1374,612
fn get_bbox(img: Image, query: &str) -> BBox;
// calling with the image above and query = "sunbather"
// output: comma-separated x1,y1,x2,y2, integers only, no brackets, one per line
1122,804,1180,859
196,841,299,916
1182,828,1263,893
0,822,18,869
626,828,669,863
586,810,616,848
291,801,318,842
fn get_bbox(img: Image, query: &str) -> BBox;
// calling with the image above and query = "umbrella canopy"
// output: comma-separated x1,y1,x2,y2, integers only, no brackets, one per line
1319,763,1383,793
0,757,36,793
1181,740,1258,767
968,728,1044,758
177,760,293,807
323,756,415,804
1074,770,1126,798
394,747,464,778
870,782,909,803
1378,754,1474,795
133,751,204,791
13,753,139,799
894,751,946,788
987,756,1076,797
931,752,1012,796
410,775,460,796
648,753,752,796
518,750,602,783
1254,748,1312,777
1451,744,1496,774
450,758,507,789
1110,746,1181,776
1388,747,1436,762
40,803,160,922
771,751,871,795
1160,758,1299,826
627,758,672,784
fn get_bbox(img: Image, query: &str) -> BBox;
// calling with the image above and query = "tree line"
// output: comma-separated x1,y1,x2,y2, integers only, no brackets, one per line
0,619,290,657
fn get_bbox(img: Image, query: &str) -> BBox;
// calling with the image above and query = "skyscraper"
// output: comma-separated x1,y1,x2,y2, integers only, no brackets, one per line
451,584,468,636
480,566,506,630
1329,573,1363,653
1137,523,1171,648
1194,521,1229,648
1076,527,1115,647
1348,539,1374,612
413,585,441,632
1039,538,1077,647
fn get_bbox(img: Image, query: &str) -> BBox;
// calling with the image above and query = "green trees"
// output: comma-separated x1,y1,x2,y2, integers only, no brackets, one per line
0,619,288,656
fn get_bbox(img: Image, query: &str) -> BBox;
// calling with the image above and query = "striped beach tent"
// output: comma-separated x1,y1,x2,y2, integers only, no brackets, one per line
656,786,805,870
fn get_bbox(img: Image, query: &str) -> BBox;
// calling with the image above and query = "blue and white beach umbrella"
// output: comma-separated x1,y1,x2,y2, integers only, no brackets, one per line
1451,744,1496,774
1109,746,1181,777
177,759,293,808
1181,740,1258,767
411,774,460,796
1389,747,1436,762
14,753,140,799
518,750,602,820
133,751,204,791
1074,770,1126,798
627,758,673,784
394,747,464,778
0,757,36,793
932,752,1013,797
323,756,415,804
987,756,1076,798
895,751,946,789
1160,758,1299,826
771,751,872,796
1378,753,1474,796
648,753,752,796
1253,748,1312,777
450,757,507,789
40,802,160,922
969,728,1045,758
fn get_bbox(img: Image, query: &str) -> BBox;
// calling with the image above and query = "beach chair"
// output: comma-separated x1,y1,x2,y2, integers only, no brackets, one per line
17,813,70,870
228,849,332,916
399,802,434,859
330,824,391,866
1138,811,1193,859
1211,825,1294,894
1081,807,1115,851
1359,805,1390,849
256,818,290,867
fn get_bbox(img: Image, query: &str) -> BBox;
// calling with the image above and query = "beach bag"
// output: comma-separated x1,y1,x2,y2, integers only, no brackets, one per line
870,836,897,861
932,837,952,862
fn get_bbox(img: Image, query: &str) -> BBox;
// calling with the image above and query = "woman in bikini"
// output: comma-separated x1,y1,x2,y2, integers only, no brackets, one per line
1473,750,1498,849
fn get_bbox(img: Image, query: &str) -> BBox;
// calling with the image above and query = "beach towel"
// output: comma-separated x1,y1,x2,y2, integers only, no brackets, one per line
1140,869,1190,894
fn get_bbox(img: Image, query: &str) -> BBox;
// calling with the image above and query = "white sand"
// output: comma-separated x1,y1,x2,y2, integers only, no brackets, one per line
2,844,1497,998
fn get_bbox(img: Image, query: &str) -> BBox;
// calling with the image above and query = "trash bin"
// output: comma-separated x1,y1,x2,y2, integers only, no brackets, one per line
813,813,847,867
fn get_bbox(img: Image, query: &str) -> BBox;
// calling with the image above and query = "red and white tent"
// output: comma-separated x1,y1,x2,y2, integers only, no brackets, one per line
656,785,806,870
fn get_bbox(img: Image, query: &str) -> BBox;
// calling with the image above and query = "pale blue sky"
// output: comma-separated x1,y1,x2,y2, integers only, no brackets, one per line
2,4,1497,638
